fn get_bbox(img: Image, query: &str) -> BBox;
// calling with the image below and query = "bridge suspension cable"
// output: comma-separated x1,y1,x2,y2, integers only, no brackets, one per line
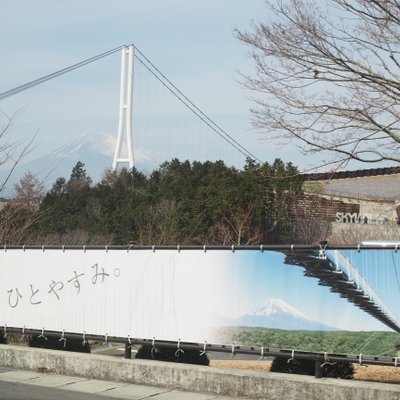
0,46,125,101
0,44,261,165
134,46,262,164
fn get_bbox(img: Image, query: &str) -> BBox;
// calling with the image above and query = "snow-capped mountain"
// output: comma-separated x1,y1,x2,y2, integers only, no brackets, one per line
0,132,153,196
50,132,117,161
235,298,336,331
39,132,116,180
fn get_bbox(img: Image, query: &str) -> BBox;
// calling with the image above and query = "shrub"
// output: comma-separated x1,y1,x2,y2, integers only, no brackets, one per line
322,361,354,379
135,345,209,366
28,335,90,353
0,334,7,344
270,357,354,379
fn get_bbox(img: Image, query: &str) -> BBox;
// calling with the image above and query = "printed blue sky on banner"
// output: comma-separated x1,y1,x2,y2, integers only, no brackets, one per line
341,250,400,320
217,250,399,332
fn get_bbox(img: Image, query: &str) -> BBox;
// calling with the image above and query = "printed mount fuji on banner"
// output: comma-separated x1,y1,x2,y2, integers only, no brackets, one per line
232,298,338,331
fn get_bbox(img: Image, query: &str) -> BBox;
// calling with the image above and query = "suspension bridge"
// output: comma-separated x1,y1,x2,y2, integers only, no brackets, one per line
0,44,260,174
0,45,400,365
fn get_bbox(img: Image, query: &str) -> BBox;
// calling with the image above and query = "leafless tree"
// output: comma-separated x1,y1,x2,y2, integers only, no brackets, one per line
0,203,33,244
236,0,400,167
13,171,45,208
208,205,264,245
0,111,38,244
38,229,113,246
328,222,400,245
0,172,46,244
292,206,332,245
135,200,182,245
0,109,35,193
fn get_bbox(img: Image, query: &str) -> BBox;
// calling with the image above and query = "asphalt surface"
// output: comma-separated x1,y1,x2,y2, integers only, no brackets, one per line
91,343,273,361
0,367,241,400
0,380,117,400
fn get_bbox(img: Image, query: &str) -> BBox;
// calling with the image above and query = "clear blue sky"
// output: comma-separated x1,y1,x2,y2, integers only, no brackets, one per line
0,0,311,172
221,250,400,333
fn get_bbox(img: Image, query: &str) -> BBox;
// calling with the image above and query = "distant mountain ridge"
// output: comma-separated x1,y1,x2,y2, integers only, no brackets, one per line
0,132,153,196
49,132,116,160
0,133,113,196
234,298,336,331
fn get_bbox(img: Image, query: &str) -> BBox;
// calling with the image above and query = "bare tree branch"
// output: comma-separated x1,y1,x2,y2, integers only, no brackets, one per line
236,0,400,166
0,108,37,194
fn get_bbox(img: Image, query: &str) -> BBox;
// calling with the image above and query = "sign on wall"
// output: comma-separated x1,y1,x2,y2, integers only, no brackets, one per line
1,248,399,356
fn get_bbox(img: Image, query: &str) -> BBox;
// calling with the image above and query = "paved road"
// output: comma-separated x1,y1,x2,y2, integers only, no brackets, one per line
0,380,116,400
0,367,241,400
91,343,273,361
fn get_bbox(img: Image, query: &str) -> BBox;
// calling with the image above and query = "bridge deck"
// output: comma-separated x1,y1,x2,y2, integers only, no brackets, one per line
284,250,400,333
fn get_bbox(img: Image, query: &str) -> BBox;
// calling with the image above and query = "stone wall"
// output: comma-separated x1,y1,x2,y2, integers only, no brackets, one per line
295,193,360,222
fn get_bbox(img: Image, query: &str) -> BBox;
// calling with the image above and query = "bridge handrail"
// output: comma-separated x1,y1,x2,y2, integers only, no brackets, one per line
326,250,399,325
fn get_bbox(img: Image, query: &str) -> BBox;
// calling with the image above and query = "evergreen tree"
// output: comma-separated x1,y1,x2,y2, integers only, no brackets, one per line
31,158,304,245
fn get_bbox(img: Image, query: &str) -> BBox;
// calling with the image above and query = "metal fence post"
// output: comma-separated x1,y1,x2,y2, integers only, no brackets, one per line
124,343,132,359
315,360,323,378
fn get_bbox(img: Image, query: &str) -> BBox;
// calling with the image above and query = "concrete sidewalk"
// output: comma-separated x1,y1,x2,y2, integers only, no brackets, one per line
1,345,400,399
0,367,240,400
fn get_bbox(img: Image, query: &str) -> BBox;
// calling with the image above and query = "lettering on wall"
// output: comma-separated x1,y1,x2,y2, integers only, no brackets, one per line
336,212,366,224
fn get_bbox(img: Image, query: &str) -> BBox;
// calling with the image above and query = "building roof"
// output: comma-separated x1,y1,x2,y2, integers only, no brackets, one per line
321,175,400,201
302,166,400,181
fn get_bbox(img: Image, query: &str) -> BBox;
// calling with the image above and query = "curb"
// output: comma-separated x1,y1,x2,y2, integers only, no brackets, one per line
0,345,399,399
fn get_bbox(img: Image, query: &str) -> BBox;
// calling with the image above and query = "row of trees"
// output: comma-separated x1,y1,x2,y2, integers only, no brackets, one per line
0,158,324,246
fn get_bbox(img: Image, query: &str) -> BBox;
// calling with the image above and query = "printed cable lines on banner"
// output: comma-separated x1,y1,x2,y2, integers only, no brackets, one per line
392,250,400,299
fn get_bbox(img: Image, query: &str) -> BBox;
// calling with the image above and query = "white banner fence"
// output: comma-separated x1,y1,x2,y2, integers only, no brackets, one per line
1,244,399,372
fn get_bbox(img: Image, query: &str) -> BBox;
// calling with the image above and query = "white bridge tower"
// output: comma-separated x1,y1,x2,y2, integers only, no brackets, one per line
112,45,135,170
